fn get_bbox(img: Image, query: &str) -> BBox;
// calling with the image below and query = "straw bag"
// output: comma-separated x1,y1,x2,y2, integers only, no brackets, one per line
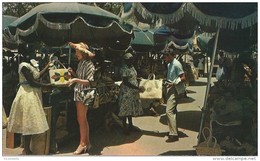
195,127,223,156
139,74,163,99
49,61,71,86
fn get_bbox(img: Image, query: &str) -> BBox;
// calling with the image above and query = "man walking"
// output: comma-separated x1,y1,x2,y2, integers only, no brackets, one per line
162,46,186,142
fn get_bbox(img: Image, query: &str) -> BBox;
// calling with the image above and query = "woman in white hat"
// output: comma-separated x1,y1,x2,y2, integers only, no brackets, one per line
118,53,145,135
67,42,95,155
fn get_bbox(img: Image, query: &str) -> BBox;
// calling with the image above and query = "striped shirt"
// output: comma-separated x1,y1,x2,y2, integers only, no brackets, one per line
74,59,95,92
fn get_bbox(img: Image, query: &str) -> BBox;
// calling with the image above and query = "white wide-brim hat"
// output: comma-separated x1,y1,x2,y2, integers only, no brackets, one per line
69,42,95,58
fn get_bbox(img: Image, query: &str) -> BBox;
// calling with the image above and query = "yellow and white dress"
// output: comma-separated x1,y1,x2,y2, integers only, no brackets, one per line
7,62,49,135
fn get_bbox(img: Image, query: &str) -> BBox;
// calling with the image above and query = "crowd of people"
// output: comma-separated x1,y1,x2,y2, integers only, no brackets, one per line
4,41,188,155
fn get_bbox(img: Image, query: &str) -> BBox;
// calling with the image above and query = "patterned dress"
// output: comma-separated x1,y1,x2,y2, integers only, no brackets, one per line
73,59,95,102
7,62,49,135
118,64,143,117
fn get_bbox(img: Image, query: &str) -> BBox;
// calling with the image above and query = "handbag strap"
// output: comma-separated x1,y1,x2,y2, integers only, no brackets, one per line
202,127,212,141
56,60,66,69
202,120,217,147
148,73,155,80
207,136,218,148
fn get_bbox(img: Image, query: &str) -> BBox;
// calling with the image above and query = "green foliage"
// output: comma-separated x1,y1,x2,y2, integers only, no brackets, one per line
95,3,122,15
2,2,45,17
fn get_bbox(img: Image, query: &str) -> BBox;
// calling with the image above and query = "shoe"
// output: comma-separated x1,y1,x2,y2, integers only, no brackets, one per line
166,135,179,143
73,144,92,155
49,143,60,154
129,125,142,132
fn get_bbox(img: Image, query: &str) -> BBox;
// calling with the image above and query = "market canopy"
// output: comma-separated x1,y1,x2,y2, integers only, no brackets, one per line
121,2,197,31
197,23,257,54
196,32,214,53
122,2,257,30
130,27,167,52
3,15,18,29
5,2,133,49
121,2,257,53
153,25,195,53
2,15,19,50
121,3,161,27
186,3,257,31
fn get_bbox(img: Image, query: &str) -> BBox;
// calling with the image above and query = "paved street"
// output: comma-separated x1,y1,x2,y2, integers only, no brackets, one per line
2,77,210,156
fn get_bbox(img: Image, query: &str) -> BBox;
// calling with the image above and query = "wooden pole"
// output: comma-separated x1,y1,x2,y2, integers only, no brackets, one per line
197,28,220,144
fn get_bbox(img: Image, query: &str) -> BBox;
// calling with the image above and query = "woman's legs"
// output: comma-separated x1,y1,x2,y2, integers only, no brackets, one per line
122,116,127,127
75,101,90,147
122,116,129,135
128,116,141,132
127,116,133,126
23,135,32,155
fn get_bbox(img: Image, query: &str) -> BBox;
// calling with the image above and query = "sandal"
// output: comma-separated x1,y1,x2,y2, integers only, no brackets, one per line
73,144,92,155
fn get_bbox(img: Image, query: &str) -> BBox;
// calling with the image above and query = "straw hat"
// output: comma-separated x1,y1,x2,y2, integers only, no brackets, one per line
69,42,95,58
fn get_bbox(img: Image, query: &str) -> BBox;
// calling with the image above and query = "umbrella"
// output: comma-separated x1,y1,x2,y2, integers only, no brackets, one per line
2,15,19,50
6,2,133,49
134,3,185,25
121,3,198,53
121,3,160,27
197,32,215,53
3,15,18,29
122,3,199,31
130,28,167,52
186,3,257,31
197,25,257,54
154,25,196,53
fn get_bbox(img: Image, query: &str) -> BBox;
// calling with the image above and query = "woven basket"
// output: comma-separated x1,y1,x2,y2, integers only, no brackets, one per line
195,127,223,156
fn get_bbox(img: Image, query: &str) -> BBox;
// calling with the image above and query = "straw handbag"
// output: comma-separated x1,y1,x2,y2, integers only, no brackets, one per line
139,73,163,99
49,61,71,86
195,127,223,156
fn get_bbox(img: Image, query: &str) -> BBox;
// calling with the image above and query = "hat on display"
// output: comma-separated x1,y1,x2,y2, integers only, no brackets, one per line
123,53,133,60
69,42,95,58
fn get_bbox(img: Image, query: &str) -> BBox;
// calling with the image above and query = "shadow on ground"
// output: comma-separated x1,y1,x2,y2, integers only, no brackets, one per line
159,150,196,156
57,124,143,155
55,103,201,155
178,97,196,104
56,123,190,155
186,89,196,94
159,111,202,132
189,81,208,86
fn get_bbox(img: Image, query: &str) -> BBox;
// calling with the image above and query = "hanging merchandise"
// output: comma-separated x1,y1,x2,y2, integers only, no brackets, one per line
195,127,223,156
215,66,224,81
